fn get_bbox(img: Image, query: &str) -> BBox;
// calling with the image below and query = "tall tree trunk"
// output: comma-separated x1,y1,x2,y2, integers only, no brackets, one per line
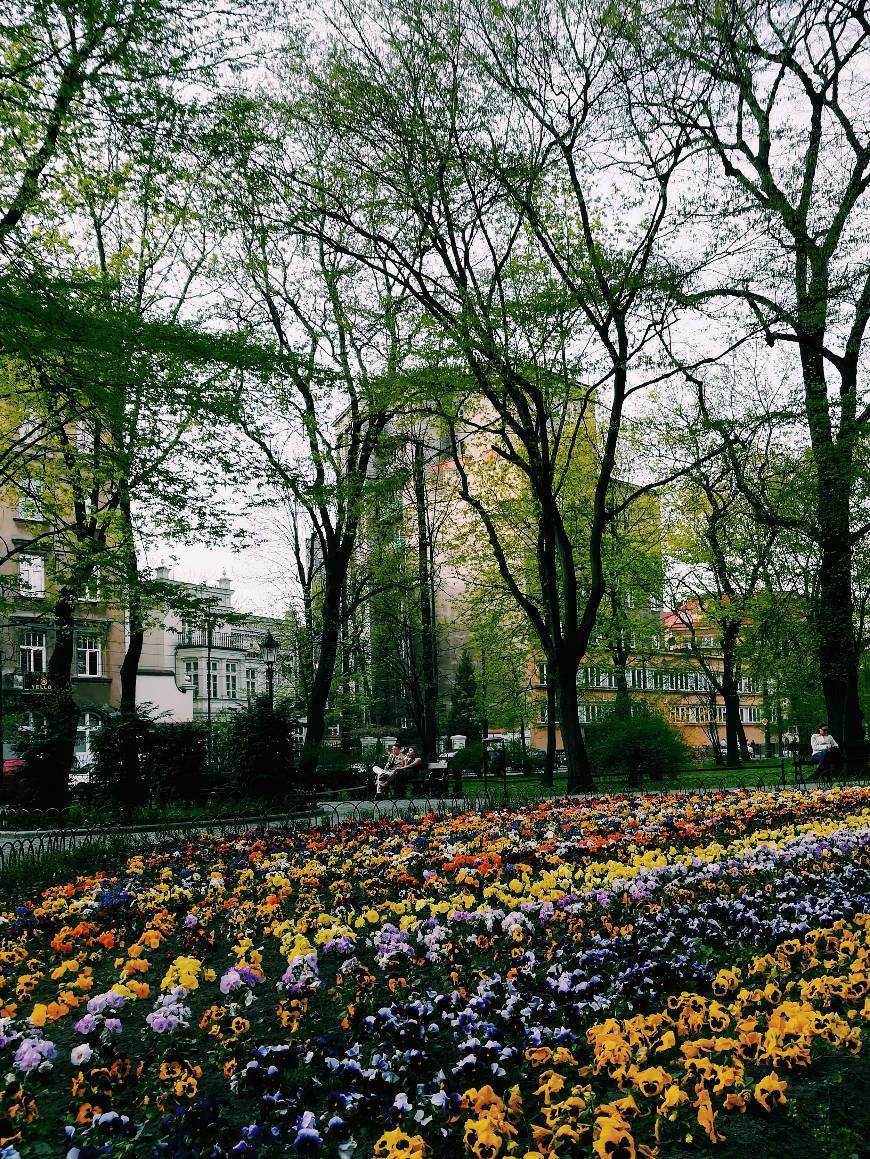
736,717,751,762
816,536,863,763
804,342,864,763
720,622,742,767
707,691,724,766
119,586,145,811
557,651,592,793
543,670,557,789
612,650,631,719
298,564,347,781
43,591,77,808
414,440,438,761
118,496,146,810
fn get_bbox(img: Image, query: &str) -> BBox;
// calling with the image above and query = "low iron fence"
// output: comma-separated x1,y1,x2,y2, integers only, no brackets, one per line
2,767,870,874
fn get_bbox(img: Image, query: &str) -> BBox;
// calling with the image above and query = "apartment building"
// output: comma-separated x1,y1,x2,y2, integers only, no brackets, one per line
0,499,125,766
137,569,288,722
528,607,766,757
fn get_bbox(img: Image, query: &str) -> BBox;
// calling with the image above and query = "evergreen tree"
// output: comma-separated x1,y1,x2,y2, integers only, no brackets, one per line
448,650,482,742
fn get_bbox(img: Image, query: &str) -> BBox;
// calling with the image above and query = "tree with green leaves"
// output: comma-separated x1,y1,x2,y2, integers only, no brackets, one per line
279,0,733,790
208,99,424,780
447,648,483,743
643,0,870,760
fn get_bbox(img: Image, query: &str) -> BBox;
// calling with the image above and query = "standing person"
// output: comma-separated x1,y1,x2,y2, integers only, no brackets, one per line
810,724,840,777
374,744,403,796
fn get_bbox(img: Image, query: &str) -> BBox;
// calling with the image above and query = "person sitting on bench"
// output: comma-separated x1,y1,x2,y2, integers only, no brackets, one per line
373,744,402,796
810,724,840,776
396,747,423,794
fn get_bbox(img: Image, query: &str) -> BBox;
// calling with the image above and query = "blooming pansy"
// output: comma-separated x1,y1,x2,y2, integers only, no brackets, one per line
1,788,870,1154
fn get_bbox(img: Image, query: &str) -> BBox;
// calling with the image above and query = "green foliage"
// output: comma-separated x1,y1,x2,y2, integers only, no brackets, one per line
216,697,299,801
13,691,77,808
89,708,210,806
585,704,691,783
447,649,483,741
447,741,483,776
504,739,546,775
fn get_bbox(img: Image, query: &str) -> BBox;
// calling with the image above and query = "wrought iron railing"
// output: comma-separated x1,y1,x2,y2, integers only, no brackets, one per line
2,768,869,873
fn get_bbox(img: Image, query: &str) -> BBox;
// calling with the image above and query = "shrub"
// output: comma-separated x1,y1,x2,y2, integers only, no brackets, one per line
89,708,210,807
584,705,691,784
447,649,483,741
147,720,209,804
447,742,483,776
218,698,299,802
504,739,547,775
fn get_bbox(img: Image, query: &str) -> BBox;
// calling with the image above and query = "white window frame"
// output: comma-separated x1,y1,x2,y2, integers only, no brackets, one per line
245,667,257,697
225,661,238,699
208,660,219,699
17,480,43,519
76,633,103,677
185,659,200,697
19,630,46,673
19,554,45,595
75,712,100,760
80,570,100,602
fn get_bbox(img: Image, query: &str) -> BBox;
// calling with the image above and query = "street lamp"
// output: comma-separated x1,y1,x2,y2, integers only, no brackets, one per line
259,631,279,712
761,717,772,759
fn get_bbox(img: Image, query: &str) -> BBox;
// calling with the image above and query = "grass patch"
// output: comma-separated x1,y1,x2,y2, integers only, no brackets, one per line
0,834,138,904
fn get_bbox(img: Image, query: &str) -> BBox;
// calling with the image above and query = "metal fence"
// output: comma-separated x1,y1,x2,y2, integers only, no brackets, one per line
2,769,870,874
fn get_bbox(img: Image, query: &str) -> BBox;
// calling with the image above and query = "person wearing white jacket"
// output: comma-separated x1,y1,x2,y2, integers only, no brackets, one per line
810,724,840,775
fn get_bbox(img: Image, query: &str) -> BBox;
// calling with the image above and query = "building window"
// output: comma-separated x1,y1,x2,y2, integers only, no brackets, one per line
740,705,760,724
17,480,43,519
75,712,100,761
670,705,699,723
80,570,100,602
208,660,219,699
19,630,46,673
19,554,45,595
76,634,102,677
225,661,238,699
699,635,716,649
245,667,257,697
185,660,200,697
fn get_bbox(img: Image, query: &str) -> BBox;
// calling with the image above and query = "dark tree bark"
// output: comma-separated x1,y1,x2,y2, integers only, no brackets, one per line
719,621,742,768
413,439,438,761
650,4,870,764
543,668,557,790
298,562,350,780
42,589,78,807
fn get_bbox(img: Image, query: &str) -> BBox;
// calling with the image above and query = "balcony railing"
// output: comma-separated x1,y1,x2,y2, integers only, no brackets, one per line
178,630,262,652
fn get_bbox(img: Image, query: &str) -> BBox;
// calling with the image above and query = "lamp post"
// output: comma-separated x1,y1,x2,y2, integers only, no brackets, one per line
259,631,279,712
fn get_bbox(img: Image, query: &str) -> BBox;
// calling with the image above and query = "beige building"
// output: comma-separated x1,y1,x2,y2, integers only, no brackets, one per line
0,498,125,766
528,607,766,758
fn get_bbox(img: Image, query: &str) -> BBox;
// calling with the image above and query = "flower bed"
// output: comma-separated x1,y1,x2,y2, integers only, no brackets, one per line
2,787,870,1157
